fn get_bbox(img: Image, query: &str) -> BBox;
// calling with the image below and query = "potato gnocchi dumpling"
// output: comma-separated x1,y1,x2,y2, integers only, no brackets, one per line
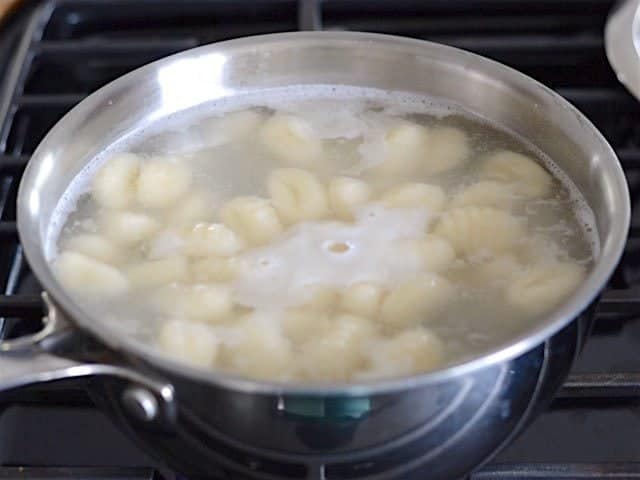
153,283,234,323
136,158,192,208
449,254,521,288
182,284,234,322
166,191,214,227
341,282,385,317
54,98,594,383
370,122,429,177
259,114,323,166
300,284,340,311
451,181,516,210
328,176,372,219
219,196,283,246
91,153,140,209
423,126,470,176
55,251,129,297
64,234,121,264
222,323,293,380
268,168,330,224
282,308,332,344
403,235,457,273
435,206,525,257
146,229,185,260
381,274,454,328
126,255,188,289
367,327,444,376
506,262,585,315
102,210,160,246
381,182,446,212
190,256,247,282
298,314,378,381
184,223,245,257
157,319,219,368
480,150,553,198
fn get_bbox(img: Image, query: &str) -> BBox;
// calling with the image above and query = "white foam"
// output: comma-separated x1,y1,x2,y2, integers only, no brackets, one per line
233,204,430,309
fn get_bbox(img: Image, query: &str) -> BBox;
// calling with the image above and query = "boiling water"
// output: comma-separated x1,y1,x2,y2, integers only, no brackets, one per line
51,86,597,382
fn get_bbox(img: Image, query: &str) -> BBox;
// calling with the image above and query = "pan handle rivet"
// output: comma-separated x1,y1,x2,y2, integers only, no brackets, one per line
122,387,158,422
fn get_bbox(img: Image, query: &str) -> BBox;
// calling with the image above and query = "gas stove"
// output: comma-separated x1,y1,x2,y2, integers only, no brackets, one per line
1,1,640,479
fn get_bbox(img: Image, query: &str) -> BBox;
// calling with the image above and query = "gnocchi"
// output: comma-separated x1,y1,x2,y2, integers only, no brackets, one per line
435,206,525,257
91,153,140,209
153,283,234,323
451,181,516,210
136,158,192,208
480,150,552,198
55,251,128,297
381,182,446,212
367,328,444,377
222,322,293,380
166,190,214,227
268,168,330,224
53,96,594,383
328,176,372,219
126,255,188,289
64,233,121,264
146,229,185,259
402,235,457,273
298,314,378,381
369,121,429,177
301,284,340,311
219,196,283,246
259,114,323,166
184,223,245,257
282,308,332,343
381,273,454,328
190,256,246,282
182,284,234,322
506,262,585,315
341,282,385,317
102,211,160,246
449,254,521,288
157,319,219,368
423,126,469,176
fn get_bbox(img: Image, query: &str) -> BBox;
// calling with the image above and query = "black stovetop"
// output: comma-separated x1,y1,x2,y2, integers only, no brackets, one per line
1,1,640,479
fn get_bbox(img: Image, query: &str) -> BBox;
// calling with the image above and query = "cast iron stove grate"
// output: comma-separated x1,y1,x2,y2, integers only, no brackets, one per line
0,1,639,479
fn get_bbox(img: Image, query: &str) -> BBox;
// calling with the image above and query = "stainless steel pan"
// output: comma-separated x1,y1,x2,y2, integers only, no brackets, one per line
4,32,630,479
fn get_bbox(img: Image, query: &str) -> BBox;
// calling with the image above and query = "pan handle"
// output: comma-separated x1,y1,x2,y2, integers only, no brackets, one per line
0,293,176,428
